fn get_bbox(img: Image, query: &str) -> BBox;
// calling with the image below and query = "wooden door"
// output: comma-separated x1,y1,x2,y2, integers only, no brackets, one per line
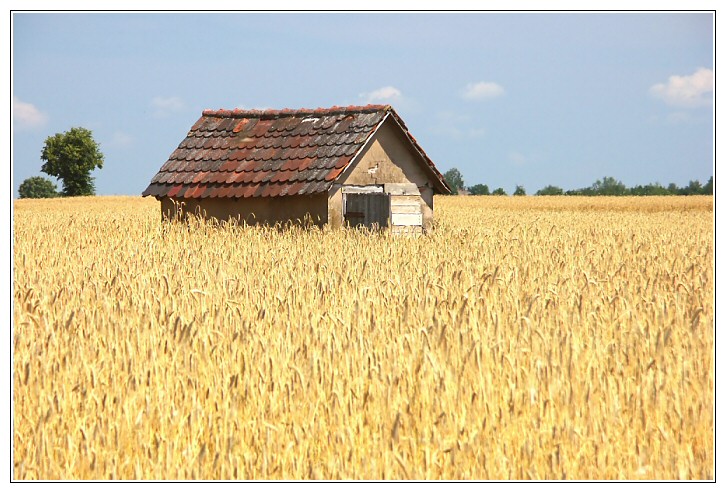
344,193,391,229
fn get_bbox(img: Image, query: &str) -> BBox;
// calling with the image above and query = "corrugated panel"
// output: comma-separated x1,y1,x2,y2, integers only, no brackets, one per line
345,193,390,228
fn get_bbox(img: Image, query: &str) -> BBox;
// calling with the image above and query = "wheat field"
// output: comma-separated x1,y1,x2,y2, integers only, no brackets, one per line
12,195,714,480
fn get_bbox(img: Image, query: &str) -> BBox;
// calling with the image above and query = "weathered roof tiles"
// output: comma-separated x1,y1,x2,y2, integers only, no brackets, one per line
142,104,449,200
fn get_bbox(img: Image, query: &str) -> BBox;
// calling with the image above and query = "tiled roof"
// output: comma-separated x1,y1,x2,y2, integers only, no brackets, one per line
142,105,450,199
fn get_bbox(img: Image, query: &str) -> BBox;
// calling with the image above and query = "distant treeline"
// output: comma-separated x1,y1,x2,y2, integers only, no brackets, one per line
464,176,714,197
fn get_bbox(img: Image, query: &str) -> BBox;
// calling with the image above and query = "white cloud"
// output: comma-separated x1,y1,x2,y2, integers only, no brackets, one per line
508,150,543,166
359,86,402,104
13,97,49,129
508,151,527,165
151,96,185,118
428,111,487,140
665,112,694,125
649,68,713,108
430,125,463,140
109,131,133,148
462,81,504,101
648,111,705,126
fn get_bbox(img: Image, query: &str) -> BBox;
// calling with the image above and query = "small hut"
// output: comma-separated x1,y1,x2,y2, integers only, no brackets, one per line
142,105,451,233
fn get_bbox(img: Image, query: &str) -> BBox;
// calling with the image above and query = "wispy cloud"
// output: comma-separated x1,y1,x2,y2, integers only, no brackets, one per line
648,111,706,126
508,150,544,166
151,96,185,118
467,127,488,139
649,68,713,108
13,97,49,129
428,111,487,140
359,86,402,104
666,112,695,125
508,151,527,165
462,81,504,101
109,131,133,148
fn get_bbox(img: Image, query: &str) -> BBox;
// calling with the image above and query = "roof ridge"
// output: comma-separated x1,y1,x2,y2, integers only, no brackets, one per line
202,104,391,119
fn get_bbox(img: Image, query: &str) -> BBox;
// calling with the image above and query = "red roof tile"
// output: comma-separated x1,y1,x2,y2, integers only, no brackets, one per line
192,184,206,199
243,183,261,198
142,105,451,199
201,185,217,199
183,185,197,199
217,186,235,199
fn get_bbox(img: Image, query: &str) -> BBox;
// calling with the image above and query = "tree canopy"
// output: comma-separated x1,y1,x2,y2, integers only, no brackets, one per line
564,176,713,196
443,168,465,194
41,127,104,196
451,170,713,198
468,184,490,196
18,176,58,198
535,185,564,196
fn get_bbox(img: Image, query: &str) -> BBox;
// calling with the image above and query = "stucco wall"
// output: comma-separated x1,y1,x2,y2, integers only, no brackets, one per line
328,117,437,231
161,195,328,227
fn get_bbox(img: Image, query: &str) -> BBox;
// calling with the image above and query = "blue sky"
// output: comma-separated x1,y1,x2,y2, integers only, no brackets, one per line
12,12,714,196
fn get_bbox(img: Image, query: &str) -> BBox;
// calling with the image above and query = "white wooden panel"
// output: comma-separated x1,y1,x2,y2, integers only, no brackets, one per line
384,183,420,195
392,212,422,226
342,185,384,194
390,195,420,205
391,204,420,214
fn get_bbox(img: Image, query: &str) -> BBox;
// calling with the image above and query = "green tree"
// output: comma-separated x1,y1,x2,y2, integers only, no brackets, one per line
536,185,564,196
18,176,58,198
565,188,585,196
468,184,490,195
681,180,703,196
492,187,507,196
703,176,713,195
41,127,104,196
590,176,627,196
443,168,465,194
629,183,670,196
513,185,526,196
